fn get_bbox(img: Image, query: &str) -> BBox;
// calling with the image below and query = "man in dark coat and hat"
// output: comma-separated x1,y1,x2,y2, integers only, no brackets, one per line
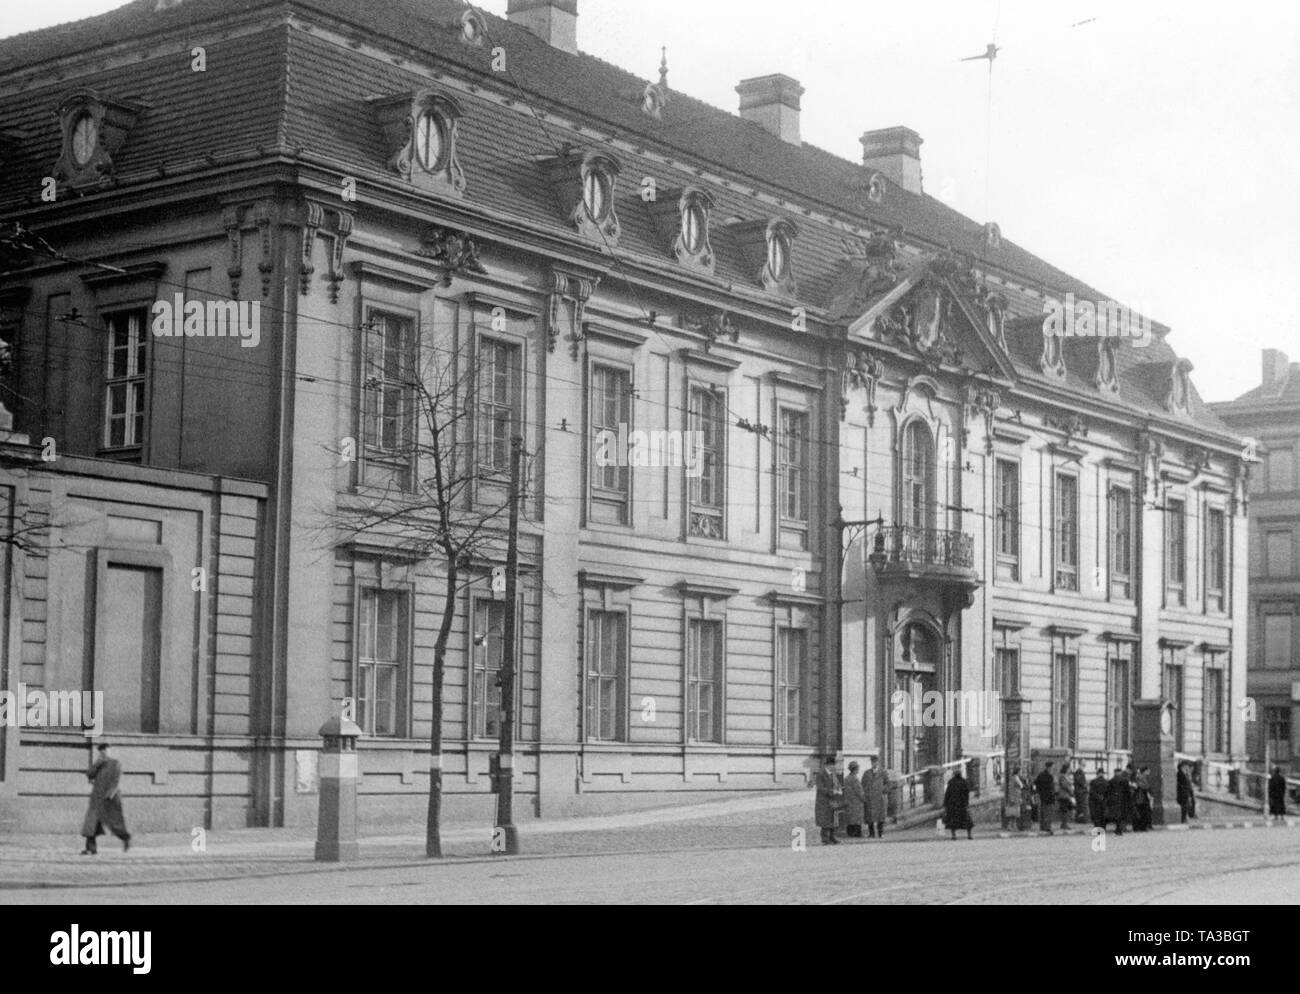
1089,767,1109,828
843,762,866,837
1268,767,1287,820
861,756,887,838
1106,766,1132,835
1073,765,1090,824
814,755,843,845
1034,762,1056,834
1176,762,1196,823
943,769,973,840
81,743,130,855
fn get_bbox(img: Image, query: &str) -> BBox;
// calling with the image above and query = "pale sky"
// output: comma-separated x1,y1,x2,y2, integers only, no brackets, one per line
4,0,1298,402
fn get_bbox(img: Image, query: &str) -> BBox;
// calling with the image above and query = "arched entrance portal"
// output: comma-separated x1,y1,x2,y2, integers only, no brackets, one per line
892,621,941,774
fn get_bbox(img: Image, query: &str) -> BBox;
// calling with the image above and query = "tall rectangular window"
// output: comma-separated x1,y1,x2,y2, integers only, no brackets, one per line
363,311,415,457
1165,498,1186,605
995,460,1020,581
1055,473,1078,591
585,611,627,742
590,365,631,524
1162,657,1185,751
1107,648,1132,751
1203,664,1225,754
356,587,409,738
777,627,808,745
1206,507,1226,611
1265,707,1292,761
471,599,513,739
104,309,148,450
993,646,1020,699
1052,651,1077,749
687,386,726,540
1266,530,1293,578
1262,614,1293,670
478,338,522,474
1110,485,1133,598
778,408,809,525
686,618,723,743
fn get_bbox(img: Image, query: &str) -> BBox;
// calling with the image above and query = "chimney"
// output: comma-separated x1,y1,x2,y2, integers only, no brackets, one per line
736,74,805,146
506,0,578,55
860,126,924,195
1263,349,1290,387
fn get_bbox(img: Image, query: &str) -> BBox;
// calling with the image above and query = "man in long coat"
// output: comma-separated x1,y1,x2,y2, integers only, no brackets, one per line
1176,763,1196,823
1268,767,1287,819
1088,768,1109,828
1106,766,1132,835
861,756,887,837
81,743,130,855
814,755,843,845
842,762,866,837
1034,762,1056,834
1073,766,1090,824
943,769,973,840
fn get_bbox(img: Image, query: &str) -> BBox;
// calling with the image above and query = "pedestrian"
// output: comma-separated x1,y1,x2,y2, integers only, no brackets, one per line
1176,762,1196,823
843,761,866,837
815,755,843,845
1073,765,1090,824
1056,761,1076,830
1005,765,1025,831
1132,767,1153,832
943,769,973,840
1089,767,1109,829
862,756,887,838
1034,762,1056,834
1106,765,1132,835
1268,766,1287,820
81,743,130,856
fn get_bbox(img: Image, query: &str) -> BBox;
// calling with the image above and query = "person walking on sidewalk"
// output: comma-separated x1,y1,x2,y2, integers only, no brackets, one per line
862,756,887,838
843,761,866,837
1176,762,1196,824
81,743,130,856
1088,767,1109,829
815,755,843,845
1056,761,1076,830
1268,766,1287,820
1073,765,1090,824
1034,762,1056,834
943,768,973,840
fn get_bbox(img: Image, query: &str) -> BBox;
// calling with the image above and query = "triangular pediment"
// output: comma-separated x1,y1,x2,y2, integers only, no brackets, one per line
840,251,1017,380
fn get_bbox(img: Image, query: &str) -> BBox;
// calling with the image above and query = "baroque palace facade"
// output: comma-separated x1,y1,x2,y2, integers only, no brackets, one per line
0,0,1248,831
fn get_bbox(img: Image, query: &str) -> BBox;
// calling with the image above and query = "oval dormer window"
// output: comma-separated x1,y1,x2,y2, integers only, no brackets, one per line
583,167,610,223
414,110,447,172
71,112,98,167
767,229,790,281
682,202,706,255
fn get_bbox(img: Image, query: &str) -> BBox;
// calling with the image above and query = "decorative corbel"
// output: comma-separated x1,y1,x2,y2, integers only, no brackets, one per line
222,204,244,298
326,210,354,304
842,349,883,424
545,271,569,354
299,200,326,296
254,202,275,299
567,276,598,361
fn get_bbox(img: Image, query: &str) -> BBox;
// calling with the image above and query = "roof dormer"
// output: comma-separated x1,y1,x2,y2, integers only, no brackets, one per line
53,90,145,190
370,89,467,197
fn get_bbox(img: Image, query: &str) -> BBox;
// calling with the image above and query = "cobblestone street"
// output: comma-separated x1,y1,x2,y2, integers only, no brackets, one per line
1,795,1295,904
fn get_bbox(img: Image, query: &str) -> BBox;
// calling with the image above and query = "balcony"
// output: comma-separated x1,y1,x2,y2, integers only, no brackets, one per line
868,524,980,591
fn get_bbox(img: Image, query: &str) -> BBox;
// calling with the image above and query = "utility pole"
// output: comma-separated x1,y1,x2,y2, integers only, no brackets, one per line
494,434,523,856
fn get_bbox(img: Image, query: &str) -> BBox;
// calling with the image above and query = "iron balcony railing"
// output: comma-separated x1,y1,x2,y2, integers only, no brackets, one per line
872,524,976,571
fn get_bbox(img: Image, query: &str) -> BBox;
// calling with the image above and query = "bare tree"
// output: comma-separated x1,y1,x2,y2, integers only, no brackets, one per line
330,323,526,858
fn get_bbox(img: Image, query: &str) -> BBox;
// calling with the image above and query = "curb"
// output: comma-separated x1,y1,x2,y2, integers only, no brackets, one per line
996,817,1297,839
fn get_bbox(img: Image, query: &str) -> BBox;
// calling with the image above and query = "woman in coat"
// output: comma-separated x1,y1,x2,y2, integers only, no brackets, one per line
1056,763,1076,830
814,755,843,845
1132,767,1153,831
842,762,866,837
81,743,130,855
861,757,887,838
1268,767,1287,819
1005,766,1024,831
943,769,973,839
1088,768,1109,828
1073,766,1090,824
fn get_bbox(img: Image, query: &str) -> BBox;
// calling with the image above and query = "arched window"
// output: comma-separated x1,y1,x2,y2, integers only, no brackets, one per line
900,420,934,530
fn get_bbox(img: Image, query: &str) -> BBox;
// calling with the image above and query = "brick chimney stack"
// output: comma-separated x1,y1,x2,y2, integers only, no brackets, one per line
736,74,805,146
861,126,924,195
1263,348,1291,387
507,0,578,55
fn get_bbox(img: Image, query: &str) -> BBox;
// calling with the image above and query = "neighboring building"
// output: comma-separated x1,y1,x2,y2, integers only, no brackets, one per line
1212,350,1300,775
0,0,1250,832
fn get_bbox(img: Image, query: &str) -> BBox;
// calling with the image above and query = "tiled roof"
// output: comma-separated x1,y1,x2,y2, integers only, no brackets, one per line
0,0,1233,436
1219,364,1300,407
